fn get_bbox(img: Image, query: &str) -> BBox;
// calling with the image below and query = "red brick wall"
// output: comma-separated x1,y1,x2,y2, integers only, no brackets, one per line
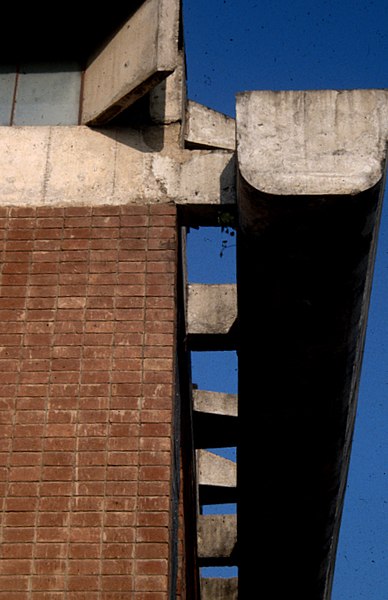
0,203,178,599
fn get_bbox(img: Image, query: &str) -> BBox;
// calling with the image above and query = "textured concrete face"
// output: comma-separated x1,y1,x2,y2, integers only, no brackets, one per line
201,578,238,600
185,100,236,150
197,515,237,564
197,450,236,489
82,0,180,124
237,89,388,197
186,284,237,335
150,52,186,125
193,390,238,417
0,126,235,207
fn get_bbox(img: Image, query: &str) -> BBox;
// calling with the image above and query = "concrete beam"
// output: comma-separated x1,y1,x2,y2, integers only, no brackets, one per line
201,578,238,600
193,390,238,418
197,514,237,566
186,284,238,350
0,126,235,208
82,0,180,125
185,100,236,151
235,89,388,598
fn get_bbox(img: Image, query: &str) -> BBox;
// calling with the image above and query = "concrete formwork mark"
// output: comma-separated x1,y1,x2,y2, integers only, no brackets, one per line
0,125,236,207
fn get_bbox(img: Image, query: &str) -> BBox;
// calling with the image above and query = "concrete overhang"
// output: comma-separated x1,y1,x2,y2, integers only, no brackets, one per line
235,89,388,599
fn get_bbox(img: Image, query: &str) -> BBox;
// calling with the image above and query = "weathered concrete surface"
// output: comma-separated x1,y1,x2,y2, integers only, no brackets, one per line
185,100,236,150
197,450,236,488
237,89,388,199
197,514,237,566
150,51,186,125
186,284,237,350
0,126,235,207
201,577,238,600
193,390,238,418
82,0,180,124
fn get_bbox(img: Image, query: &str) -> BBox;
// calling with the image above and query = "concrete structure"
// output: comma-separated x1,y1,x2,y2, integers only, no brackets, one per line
0,3,386,599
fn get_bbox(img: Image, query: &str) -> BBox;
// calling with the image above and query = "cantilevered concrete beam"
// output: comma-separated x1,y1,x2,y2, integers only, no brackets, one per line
186,284,238,350
185,100,236,151
197,514,237,566
235,89,388,600
82,0,180,125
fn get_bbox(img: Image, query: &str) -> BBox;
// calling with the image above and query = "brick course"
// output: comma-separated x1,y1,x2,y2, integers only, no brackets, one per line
0,204,178,598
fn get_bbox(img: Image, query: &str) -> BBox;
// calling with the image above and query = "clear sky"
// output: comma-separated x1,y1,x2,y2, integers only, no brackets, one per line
183,1,388,598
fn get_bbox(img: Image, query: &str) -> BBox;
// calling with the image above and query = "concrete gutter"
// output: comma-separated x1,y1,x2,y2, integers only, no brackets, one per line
235,89,388,599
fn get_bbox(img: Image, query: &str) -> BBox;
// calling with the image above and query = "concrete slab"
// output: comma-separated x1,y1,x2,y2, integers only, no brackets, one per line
197,514,237,565
236,89,388,197
82,0,180,125
185,100,236,150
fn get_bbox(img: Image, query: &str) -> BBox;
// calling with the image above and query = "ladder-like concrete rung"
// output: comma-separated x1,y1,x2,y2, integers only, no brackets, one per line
197,450,236,488
193,390,238,448
197,514,237,566
197,450,237,505
193,390,238,417
200,577,238,600
186,284,238,350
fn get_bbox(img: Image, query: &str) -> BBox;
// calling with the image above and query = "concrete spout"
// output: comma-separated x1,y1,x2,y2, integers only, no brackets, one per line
236,89,388,233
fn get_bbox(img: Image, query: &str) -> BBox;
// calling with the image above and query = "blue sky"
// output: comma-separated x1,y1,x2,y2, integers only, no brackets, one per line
183,1,388,597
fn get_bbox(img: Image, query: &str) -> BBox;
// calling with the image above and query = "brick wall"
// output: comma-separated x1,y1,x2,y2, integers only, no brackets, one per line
0,203,178,599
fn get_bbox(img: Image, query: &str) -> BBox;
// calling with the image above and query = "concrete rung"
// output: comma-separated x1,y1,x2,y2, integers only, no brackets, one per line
200,577,238,600
193,390,238,449
197,450,236,488
197,514,237,565
186,284,238,350
193,390,238,418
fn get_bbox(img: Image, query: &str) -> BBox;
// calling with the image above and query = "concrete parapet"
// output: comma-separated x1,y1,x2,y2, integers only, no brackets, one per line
185,100,236,151
197,514,237,566
0,125,235,207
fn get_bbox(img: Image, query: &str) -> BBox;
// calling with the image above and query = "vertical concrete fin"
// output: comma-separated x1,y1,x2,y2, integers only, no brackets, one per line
82,0,181,125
